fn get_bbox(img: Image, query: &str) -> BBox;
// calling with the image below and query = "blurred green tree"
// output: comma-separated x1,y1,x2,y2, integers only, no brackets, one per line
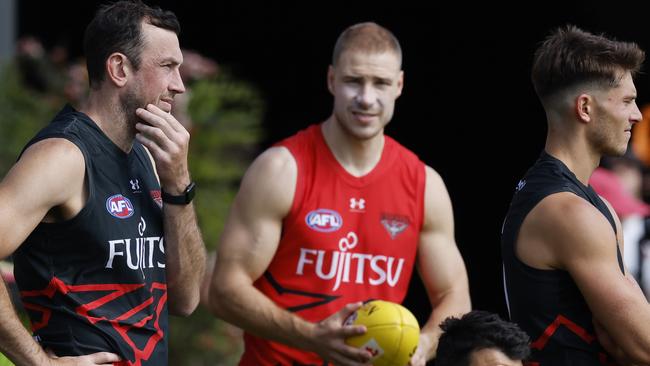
169,70,264,365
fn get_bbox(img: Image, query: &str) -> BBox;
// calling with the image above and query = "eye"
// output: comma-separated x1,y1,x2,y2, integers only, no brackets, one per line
375,79,391,88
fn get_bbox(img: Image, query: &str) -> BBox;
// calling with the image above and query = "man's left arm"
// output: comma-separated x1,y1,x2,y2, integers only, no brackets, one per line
410,166,471,365
135,104,206,316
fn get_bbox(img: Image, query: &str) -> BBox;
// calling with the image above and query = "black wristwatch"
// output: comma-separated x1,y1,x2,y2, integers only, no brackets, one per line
161,181,196,205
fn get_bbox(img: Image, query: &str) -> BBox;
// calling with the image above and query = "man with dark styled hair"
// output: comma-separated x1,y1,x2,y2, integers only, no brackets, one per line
435,311,530,366
0,1,205,365
502,25,650,364
207,21,470,366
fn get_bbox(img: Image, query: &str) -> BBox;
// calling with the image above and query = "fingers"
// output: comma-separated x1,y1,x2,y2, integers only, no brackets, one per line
135,105,187,150
337,302,363,321
45,347,58,358
56,352,121,366
136,104,184,133
135,107,189,187
313,302,374,366
88,351,121,365
407,354,425,366
339,344,373,364
337,303,372,364
135,128,176,158
337,302,366,336
340,324,366,338
135,106,188,145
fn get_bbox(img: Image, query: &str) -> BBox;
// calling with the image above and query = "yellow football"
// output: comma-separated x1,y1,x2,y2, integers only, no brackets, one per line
344,300,420,366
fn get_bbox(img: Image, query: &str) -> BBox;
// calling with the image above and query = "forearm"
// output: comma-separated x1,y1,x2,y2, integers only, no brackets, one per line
422,287,471,360
209,278,315,352
599,297,650,362
163,203,206,316
0,279,49,366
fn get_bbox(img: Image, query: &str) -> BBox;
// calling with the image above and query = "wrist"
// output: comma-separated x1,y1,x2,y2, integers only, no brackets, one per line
161,181,196,205
422,331,437,360
293,318,318,352
161,177,191,195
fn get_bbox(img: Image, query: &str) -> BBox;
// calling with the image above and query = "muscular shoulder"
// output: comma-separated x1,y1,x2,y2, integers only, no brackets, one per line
250,146,296,176
18,138,84,179
236,146,297,218
18,138,85,198
424,166,445,192
423,165,454,233
20,138,84,169
0,137,86,228
526,192,617,266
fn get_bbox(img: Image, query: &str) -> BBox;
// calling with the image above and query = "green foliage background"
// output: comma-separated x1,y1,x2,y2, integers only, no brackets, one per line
0,59,263,365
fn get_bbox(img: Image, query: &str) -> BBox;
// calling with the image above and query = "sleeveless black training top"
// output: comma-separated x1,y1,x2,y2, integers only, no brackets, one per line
13,105,168,366
502,151,623,365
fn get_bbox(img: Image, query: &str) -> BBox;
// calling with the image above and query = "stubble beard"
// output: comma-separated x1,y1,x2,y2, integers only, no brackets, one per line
119,85,148,133
334,110,384,142
592,113,629,157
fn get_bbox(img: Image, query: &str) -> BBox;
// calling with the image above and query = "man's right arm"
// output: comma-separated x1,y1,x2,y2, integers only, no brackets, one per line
0,138,120,366
528,192,650,363
207,147,371,365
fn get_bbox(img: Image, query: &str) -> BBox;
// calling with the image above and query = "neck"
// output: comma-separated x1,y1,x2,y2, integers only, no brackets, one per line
321,117,385,177
81,90,135,153
544,122,600,185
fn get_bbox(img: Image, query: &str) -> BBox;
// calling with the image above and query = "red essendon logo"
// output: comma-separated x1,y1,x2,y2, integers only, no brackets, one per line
106,194,134,219
150,190,162,209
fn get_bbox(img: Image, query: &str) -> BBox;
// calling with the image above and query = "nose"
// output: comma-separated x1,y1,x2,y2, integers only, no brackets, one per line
632,102,642,125
355,83,376,109
170,68,186,94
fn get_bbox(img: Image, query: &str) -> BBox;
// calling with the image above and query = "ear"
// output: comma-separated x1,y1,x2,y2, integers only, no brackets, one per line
575,93,593,124
327,65,335,95
105,52,132,88
396,70,404,98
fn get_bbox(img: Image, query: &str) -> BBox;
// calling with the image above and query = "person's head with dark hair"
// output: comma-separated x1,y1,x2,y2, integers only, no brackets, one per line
531,25,644,158
81,0,185,133
436,311,530,366
83,0,181,89
531,25,643,106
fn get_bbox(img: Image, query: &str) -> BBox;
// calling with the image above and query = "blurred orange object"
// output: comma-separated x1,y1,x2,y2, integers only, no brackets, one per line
631,104,650,167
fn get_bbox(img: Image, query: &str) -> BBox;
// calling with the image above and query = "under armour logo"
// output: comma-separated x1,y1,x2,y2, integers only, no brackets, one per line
350,198,365,211
130,179,140,191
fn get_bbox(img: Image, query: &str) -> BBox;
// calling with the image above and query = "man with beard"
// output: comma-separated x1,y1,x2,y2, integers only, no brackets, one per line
207,22,470,366
0,1,205,365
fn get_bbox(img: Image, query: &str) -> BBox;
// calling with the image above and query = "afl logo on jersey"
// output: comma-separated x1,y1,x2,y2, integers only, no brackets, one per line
306,209,342,232
106,194,134,219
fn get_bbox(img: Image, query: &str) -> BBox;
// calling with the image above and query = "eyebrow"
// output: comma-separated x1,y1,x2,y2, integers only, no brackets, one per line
160,57,182,65
342,75,393,83
374,76,392,84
